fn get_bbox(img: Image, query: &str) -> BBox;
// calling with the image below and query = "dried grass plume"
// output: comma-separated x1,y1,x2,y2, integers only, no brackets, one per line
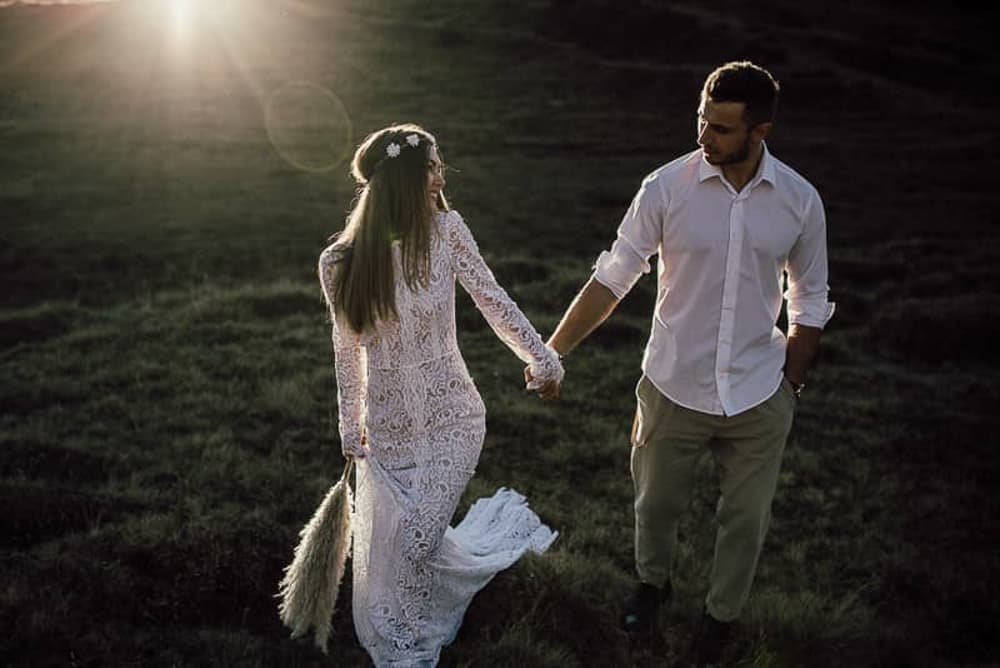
277,458,355,653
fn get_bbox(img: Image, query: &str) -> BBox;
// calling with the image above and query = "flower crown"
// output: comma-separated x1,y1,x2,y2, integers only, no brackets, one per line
368,133,430,179
385,133,422,158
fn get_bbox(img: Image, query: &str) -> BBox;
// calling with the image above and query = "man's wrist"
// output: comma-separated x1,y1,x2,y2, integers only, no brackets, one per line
547,339,568,359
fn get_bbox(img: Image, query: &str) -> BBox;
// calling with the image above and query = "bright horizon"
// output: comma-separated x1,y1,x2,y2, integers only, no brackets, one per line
0,0,114,6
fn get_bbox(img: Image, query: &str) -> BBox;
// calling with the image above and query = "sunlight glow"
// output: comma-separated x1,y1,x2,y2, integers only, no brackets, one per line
168,0,196,40
170,0,190,21
161,0,238,39
158,0,237,60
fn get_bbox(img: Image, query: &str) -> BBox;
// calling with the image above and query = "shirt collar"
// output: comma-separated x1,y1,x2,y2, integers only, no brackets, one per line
698,142,777,188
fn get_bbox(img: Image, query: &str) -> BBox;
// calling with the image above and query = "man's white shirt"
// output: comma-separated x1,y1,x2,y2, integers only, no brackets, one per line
593,145,834,416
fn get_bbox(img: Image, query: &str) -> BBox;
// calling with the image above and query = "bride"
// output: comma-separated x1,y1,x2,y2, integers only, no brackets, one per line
318,123,564,666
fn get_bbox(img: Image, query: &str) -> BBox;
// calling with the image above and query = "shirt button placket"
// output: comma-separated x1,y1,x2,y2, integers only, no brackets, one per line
716,196,744,414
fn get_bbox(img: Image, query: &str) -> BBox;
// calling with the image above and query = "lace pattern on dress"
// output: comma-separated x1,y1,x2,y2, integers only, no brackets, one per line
319,210,561,666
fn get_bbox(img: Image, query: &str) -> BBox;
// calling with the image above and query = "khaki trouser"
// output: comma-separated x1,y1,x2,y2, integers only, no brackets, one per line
630,375,796,623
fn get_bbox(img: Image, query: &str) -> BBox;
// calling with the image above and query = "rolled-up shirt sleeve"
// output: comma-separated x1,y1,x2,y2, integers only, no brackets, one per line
785,189,835,328
592,174,664,300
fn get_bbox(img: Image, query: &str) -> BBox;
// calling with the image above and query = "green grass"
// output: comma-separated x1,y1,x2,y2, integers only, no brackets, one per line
2,1,999,666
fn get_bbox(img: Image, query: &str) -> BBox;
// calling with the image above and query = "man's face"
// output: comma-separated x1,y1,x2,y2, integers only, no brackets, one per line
696,98,753,166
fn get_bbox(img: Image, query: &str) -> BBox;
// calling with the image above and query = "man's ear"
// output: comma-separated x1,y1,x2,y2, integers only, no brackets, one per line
752,122,773,143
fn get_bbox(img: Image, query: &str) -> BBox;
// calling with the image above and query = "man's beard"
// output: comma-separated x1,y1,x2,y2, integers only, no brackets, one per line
705,134,752,166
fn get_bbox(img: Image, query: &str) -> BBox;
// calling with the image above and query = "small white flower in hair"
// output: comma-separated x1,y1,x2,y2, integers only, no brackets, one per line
405,134,420,147
386,142,401,158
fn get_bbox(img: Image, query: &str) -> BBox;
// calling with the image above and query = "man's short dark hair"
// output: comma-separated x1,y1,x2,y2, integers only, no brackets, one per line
702,61,780,128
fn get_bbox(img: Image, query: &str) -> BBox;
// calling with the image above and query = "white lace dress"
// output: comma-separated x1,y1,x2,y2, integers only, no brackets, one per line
318,210,563,667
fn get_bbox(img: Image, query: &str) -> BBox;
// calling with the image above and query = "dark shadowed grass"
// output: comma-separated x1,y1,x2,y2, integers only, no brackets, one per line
4,272,996,666
3,0,1000,666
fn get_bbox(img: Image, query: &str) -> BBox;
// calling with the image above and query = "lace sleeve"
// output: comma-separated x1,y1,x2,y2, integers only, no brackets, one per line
444,211,564,383
318,249,367,456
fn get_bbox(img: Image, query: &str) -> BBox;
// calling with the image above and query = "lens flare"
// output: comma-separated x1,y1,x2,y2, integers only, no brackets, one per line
265,80,353,174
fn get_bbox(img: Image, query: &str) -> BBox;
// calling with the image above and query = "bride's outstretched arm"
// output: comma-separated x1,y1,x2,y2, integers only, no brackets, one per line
444,211,563,387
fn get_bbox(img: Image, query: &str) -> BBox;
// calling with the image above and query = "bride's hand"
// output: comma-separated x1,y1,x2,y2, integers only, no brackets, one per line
342,432,368,459
343,443,366,459
524,367,561,400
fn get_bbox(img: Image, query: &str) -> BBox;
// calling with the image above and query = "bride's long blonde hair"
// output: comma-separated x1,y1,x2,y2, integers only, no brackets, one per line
329,124,448,333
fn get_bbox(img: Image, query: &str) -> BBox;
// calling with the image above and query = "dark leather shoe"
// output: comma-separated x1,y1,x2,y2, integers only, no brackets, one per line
690,609,734,666
622,581,671,633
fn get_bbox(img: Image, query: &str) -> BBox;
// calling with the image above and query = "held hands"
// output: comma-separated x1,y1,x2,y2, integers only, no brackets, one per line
524,344,564,400
524,366,561,400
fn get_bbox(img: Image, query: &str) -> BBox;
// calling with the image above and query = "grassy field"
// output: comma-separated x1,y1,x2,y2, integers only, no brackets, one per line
2,1,999,666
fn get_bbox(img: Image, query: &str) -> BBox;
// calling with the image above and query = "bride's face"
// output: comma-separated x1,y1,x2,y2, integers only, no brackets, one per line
426,145,445,209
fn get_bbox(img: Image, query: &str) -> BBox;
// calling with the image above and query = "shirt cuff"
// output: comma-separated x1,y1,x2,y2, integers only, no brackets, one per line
593,249,646,301
788,299,836,329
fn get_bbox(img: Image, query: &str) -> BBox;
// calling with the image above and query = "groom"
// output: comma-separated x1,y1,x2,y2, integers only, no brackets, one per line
529,61,834,665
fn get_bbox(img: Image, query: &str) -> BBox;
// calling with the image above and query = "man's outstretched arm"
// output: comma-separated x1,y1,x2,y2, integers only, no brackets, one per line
548,278,621,356
526,278,620,399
